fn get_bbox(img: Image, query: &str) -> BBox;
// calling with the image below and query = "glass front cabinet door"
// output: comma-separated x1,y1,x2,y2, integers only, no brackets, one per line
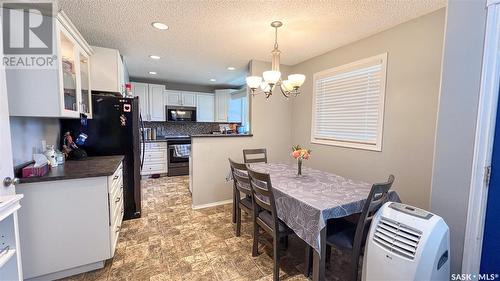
59,26,80,118
79,51,92,118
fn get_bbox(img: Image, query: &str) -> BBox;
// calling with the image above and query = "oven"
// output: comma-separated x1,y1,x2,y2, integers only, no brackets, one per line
167,137,190,176
166,106,197,122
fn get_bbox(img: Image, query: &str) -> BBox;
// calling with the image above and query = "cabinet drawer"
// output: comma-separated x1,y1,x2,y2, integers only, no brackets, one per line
108,163,123,195
109,184,123,222
143,163,167,174
109,202,123,256
143,150,167,162
148,142,168,149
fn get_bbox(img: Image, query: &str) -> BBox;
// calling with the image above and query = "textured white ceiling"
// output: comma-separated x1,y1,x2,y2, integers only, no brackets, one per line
56,0,446,88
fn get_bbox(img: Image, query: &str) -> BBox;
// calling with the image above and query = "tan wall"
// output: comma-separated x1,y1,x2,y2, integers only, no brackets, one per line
289,9,446,209
191,9,447,210
191,61,294,207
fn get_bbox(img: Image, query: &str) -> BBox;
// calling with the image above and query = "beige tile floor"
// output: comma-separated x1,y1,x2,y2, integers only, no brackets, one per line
61,176,351,281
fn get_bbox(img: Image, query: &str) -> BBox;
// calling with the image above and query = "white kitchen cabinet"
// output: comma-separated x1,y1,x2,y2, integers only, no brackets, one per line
215,89,233,122
132,82,149,120
196,93,215,122
79,51,92,118
149,84,166,121
17,163,124,280
132,82,165,121
182,92,196,107
166,90,196,107
165,90,181,106
141,142,168,175
6,12,93,118
90,46,125,94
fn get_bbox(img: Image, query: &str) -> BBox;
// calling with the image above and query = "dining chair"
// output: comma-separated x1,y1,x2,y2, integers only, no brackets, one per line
305,175,395,281
228,158,253,237
243,148,268,164
247,167,294,281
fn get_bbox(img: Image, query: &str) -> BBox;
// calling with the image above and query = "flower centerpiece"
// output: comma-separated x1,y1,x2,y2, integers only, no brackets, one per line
291,145,311,176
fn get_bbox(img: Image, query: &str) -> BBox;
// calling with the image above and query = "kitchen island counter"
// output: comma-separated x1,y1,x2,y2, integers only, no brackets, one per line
190,133,253,138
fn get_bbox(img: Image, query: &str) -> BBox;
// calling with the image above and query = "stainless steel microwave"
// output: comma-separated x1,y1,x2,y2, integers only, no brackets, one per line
166,106,197,122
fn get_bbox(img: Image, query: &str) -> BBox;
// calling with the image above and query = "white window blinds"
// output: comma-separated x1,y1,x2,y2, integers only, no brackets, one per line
312,53,387,151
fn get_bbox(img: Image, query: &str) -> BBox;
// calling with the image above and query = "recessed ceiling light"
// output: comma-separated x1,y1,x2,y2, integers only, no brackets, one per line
149,71,157,75
209,78,216,82
151,22,169,30
149,55,160,60
227,66,236,71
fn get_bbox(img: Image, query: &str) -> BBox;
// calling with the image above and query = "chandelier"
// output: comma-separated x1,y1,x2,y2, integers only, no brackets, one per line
246,21,306,98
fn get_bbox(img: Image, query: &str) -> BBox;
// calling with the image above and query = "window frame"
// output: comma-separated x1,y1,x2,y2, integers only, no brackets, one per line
310,53,388,151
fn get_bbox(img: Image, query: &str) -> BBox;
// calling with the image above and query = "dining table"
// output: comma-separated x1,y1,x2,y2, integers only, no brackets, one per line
246,162,400,281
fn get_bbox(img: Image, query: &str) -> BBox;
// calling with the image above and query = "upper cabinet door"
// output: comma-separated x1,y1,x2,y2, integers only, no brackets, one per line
149,84,166,121
59,27,80,118
196,93,215,122
132,82,149,120
79,51,92,118
165,90,181,106
182,92,196,107
215,90,230,122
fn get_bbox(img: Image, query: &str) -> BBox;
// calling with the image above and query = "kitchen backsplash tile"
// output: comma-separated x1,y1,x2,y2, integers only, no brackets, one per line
144,122,220,136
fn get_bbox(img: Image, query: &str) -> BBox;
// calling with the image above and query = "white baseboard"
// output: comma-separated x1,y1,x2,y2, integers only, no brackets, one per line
192,199,233,210
26,261,104,281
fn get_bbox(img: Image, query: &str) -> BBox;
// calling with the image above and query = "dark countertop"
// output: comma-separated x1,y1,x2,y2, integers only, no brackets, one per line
19,155,124,184
191,134,253,138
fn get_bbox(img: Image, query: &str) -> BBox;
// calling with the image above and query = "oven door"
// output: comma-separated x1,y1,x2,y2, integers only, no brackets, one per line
168,146,189,167
167,107,196,122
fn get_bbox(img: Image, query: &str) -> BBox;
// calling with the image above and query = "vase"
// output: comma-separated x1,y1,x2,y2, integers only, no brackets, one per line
297,158,302,176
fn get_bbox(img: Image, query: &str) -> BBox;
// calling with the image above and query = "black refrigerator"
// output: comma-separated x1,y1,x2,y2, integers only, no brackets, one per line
60,93,143,220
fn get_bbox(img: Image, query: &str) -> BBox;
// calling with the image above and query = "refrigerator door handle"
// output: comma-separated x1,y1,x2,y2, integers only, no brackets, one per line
140,114,146,170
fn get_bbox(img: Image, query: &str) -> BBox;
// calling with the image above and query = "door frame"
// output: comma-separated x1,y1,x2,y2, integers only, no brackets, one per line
462,0,500,273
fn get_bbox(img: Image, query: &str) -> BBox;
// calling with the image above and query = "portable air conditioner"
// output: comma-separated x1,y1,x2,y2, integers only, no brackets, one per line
363,202,450,281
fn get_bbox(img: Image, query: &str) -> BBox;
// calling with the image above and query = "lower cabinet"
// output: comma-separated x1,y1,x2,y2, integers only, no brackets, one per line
17,163,124,280
141,142,168,175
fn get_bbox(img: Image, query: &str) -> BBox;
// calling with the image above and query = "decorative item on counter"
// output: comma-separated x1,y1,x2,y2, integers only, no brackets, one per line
291,145,311,176
151,127,157,140
22,162,49,178
62,131,88,160
125,83,133,97
75,132,88,146
55,149,65,165
43,144,58,167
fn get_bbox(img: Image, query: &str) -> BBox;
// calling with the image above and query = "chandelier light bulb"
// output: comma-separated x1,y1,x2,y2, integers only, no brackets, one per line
263,70,281,85
246,76,262,89
288,74,306,88
281,80,294,92
260,81,271,92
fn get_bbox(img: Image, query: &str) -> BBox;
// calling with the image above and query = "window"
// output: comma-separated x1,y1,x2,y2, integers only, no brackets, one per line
311,53,387,151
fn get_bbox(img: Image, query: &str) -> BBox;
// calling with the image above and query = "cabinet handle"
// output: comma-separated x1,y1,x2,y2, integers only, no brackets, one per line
115,226,121,233
72,102,77,111
113,175,119,180
115,197,121,203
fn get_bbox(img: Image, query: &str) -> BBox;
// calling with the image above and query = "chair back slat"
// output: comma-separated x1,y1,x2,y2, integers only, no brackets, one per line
247,167,277,216
353,175,395,250
243,148,268,164
229,158,251,195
